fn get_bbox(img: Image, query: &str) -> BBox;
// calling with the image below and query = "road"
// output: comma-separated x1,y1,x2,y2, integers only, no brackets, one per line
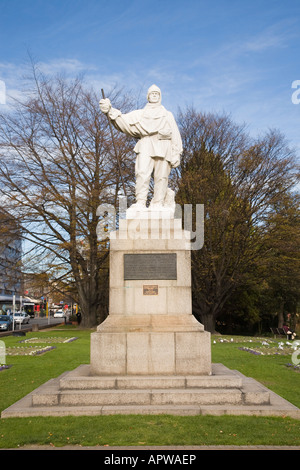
10,316,67,332
32,316,67,327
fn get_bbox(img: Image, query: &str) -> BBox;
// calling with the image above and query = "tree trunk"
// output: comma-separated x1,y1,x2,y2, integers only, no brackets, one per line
194,309,217,334
80,304,98,328
202,314,218,334
277,299,284,328
77,281,108,328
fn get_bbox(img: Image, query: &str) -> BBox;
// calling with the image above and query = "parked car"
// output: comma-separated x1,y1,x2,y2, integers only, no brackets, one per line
0,315,13,331
54,310,65,318
12,312,31,324
25,310,35,318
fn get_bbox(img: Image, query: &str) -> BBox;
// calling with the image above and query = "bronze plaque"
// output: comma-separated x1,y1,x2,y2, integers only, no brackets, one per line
124,253,177,280
143,285,158,295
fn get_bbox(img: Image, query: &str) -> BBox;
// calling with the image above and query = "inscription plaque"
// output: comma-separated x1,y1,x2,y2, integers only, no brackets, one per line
143,285,158,295
124,253,177,280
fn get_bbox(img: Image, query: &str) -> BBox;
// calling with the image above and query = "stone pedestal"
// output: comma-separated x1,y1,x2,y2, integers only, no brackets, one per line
90,211,211,376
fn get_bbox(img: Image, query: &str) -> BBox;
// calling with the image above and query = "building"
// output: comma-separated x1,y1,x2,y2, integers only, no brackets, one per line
0,211,23,312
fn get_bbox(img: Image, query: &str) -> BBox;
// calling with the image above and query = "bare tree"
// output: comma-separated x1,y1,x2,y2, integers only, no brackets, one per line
0,65,135,327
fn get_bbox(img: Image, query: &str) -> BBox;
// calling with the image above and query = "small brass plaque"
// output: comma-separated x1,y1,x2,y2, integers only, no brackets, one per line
143,285,158,295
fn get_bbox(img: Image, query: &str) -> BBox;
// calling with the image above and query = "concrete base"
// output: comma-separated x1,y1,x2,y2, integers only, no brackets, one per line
90,314,211,376
91,216,212,376
2,363,299,418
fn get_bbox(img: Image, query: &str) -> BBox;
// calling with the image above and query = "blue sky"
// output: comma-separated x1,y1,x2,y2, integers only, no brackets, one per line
0,0,300,156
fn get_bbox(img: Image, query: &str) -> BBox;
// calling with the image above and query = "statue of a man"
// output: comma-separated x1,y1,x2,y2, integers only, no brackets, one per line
99,85,182,210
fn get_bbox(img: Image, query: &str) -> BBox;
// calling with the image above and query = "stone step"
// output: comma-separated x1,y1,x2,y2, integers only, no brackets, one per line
4,402,296,418
32,387,270,407
59,374,243,391
3,364,298,419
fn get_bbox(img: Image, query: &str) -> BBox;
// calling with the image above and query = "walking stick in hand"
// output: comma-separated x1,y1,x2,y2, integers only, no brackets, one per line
101,89,127,197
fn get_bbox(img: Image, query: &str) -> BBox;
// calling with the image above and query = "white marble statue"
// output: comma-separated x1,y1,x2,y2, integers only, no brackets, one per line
99,85,182,212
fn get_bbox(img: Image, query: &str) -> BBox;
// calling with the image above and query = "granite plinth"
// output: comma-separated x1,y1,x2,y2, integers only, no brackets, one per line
91,216,211,376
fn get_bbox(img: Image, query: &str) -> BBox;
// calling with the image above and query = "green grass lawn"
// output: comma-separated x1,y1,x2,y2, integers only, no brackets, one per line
0,327,299,448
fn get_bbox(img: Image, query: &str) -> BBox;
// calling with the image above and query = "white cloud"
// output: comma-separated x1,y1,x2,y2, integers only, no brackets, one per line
37,58,98,76
244,21,296,52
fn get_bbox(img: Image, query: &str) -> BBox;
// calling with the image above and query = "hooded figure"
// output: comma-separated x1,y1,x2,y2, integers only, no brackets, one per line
99,85,182,209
